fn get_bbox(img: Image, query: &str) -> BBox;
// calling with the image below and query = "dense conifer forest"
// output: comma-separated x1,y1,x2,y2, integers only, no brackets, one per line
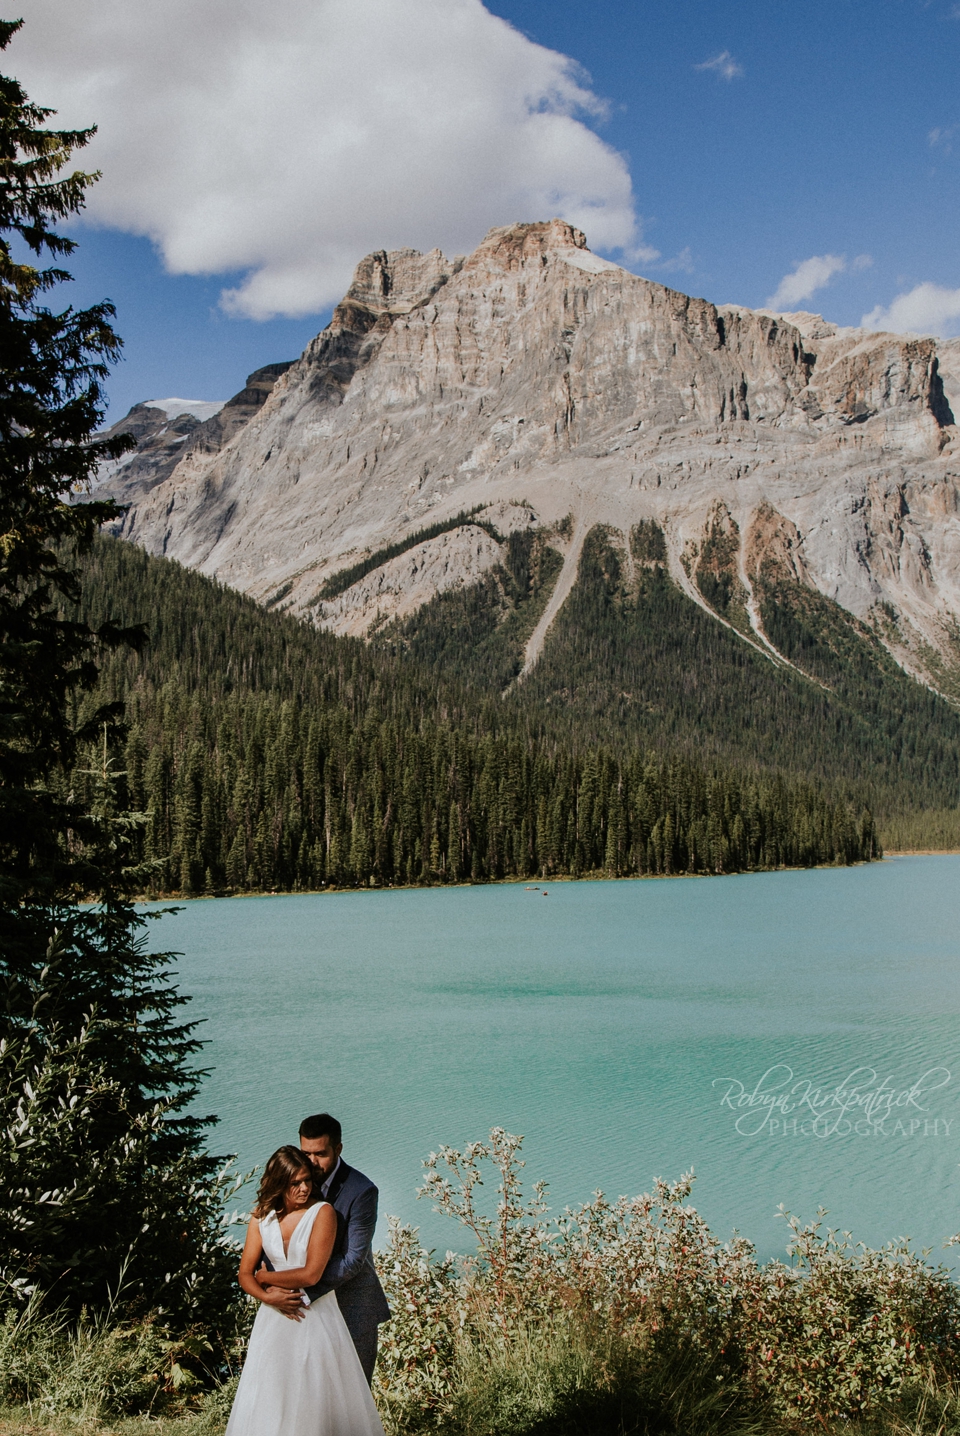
66,534,886,895
389,526,960,817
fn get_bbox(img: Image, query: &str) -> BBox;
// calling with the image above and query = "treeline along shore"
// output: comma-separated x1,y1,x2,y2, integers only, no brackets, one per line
68,535,880,895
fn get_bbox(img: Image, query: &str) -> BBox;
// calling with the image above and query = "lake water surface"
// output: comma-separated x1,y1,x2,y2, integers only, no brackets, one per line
148,856,960,1263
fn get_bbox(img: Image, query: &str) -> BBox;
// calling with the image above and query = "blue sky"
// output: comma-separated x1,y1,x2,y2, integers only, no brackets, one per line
493,0,960,305
11,0,960,419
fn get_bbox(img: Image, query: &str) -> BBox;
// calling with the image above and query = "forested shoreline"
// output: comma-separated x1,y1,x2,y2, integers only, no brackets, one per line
111,703,882,893
380,522,960,823
68,535,880,895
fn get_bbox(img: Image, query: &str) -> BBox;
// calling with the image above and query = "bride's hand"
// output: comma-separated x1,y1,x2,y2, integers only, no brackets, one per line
259,1285,306,1321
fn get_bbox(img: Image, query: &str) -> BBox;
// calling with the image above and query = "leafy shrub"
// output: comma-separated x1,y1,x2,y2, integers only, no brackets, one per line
736,1214,960,1424
376,1221,462,1429
374,1130,960,1433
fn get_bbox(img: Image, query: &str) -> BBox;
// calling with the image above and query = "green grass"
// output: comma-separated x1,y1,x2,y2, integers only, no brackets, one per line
0,1302,240,1436
0,1408,226,1436
6,1366,960,1436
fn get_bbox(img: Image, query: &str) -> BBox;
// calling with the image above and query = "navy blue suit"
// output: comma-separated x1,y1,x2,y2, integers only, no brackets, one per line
304,1161,391,1383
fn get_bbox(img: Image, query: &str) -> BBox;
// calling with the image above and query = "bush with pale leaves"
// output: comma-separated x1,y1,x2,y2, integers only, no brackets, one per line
374,1129,960,1431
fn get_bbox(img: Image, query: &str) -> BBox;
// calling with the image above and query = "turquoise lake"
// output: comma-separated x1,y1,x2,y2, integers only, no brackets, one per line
147,855,960,1263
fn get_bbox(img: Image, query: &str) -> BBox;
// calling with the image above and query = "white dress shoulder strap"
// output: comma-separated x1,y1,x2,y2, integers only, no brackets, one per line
286,1200,326,1266
257,1209,285,1268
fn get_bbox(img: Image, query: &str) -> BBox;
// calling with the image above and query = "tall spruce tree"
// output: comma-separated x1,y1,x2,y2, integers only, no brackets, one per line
0,21,237,1325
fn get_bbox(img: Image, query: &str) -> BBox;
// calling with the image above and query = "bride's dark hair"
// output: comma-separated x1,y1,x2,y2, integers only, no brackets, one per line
254,1145,314,1217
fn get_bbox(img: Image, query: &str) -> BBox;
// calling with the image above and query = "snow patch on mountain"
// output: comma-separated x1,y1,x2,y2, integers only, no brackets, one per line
143,399,227,421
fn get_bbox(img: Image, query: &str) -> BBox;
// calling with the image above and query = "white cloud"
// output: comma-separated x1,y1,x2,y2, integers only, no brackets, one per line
623,240,662,266
694,51,743,81
862,283,960,337
10,0,639,319
653,246,694,275
767,254,846,310
928,125,956,152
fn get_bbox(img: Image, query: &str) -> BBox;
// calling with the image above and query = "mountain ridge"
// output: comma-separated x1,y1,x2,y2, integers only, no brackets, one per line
96,219,960,702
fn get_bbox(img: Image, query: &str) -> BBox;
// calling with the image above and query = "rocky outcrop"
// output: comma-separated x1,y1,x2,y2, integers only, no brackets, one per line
311,523,502,639
98,220,960,694
745,502,810,587
91,399,224,511
94,363,293,519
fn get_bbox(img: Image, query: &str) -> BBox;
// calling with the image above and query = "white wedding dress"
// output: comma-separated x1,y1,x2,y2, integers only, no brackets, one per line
225,1201,385,1436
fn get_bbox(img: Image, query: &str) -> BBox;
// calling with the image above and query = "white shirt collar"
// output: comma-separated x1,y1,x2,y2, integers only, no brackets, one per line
320,1155,342,1198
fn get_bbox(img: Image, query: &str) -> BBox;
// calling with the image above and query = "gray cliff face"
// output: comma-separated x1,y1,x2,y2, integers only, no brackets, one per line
102,219,960,692
94,364,293,519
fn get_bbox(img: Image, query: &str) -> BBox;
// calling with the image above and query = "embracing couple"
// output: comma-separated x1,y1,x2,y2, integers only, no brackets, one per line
225,1113,391,1436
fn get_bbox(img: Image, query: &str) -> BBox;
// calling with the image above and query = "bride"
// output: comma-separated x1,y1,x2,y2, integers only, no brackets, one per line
225,1145,385,1436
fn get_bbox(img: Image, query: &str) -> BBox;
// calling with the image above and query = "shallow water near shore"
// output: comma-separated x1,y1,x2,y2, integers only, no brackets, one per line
146,855,960,1263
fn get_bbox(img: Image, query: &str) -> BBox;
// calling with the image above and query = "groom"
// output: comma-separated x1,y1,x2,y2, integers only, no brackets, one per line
298,1112,391,1384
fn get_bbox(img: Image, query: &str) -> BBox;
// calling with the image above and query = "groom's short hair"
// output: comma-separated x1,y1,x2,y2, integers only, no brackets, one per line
299,1112,342,1145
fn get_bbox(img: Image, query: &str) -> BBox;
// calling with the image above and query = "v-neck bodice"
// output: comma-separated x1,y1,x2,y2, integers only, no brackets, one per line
259,1201,325,1270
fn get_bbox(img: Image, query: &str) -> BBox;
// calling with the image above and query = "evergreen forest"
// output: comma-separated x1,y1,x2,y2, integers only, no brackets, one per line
67,532,890,896
386,525,960,816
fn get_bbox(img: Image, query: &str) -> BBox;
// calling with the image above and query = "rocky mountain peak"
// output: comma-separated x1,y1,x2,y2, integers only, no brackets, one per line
97,221,960,700
339,244,457,317
467,217,589,270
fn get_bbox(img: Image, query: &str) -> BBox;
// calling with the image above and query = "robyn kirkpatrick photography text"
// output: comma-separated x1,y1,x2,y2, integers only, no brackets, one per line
713,1063,953,1137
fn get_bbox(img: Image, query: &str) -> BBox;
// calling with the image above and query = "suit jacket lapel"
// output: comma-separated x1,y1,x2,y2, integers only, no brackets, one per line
326,1159,351,1205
